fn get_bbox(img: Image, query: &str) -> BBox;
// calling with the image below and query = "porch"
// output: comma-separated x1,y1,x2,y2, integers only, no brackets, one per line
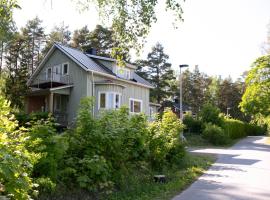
26,85,72,126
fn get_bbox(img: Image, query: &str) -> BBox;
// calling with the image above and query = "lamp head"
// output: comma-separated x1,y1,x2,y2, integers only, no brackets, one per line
179,64,189,68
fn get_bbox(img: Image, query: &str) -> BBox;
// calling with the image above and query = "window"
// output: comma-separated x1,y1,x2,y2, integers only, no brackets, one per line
99,92,121,109
116,66,130,80
100,93,106,108
130,98,142,113
62,63,69,75
46,67,52,79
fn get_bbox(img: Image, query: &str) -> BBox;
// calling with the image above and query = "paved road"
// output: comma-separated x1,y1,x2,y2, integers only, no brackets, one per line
172,136,270,200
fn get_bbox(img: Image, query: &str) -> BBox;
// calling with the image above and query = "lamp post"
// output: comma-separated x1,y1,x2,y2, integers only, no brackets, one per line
179,64,189,120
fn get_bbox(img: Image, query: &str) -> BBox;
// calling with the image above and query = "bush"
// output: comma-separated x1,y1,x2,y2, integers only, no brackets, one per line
222,118,246,139
27,118,68,183
0,96,38,199
148,108,185,170
183,113,203,134
199,104,222,126
61,97,151,192
244,123,266,136
202,123,229,145
15,112,50,127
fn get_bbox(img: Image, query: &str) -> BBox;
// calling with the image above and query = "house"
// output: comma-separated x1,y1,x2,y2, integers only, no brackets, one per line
26,43,157,126
159,100,192,117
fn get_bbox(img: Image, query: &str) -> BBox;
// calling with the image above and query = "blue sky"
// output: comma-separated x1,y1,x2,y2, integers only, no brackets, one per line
14,0,270,79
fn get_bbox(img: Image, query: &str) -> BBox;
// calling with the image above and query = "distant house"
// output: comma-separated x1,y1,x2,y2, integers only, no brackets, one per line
159,100,192,117
26,43,158,126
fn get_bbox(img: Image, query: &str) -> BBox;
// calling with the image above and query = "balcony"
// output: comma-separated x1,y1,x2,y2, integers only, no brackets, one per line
30,72,73,89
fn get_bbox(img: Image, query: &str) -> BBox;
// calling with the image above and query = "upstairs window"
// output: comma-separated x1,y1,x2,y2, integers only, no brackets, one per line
116,66,130,80
99,92,121,109
46,67,52,80
130,98,142,113
62,63,69,75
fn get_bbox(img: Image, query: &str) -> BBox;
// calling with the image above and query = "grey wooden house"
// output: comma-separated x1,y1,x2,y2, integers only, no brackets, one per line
26,43,159,125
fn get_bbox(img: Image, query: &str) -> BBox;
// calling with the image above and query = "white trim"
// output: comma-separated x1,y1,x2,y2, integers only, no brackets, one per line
62,62,69,75
95,82,126,88
98,91,122,110
50,85,73,91
129,98,143,113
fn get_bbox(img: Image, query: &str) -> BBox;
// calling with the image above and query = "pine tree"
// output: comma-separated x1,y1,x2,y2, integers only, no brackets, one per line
42,23,71,56
21,17,45,74
4,33,29,109
71,25,91,50
71,25,130,60
136,43,175,103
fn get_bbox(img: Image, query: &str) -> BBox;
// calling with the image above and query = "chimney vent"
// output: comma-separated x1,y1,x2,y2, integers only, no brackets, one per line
86,48,97,55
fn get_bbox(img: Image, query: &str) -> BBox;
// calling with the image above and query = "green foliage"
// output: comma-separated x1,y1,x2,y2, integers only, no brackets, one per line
240,55,270,117
0,95,38,199
244,123,266,136
183,113,202,134
199,103,222,126
148,108,185,169
75,0,184,59
15,112,49,127
27,118,68,182
202,123,229,145
0,0,19,41
222,118,246,139
136,43,176,103
62,97,150,191
35,177,56,194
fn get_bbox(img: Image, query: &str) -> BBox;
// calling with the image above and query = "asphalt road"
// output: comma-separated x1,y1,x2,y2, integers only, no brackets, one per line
172,136,270,200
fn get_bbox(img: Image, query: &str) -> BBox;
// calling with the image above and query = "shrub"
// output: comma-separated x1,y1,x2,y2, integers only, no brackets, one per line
27,118,68,183
222,118,246,139
15,112,50,127
183,113,203,134
202,123,229,145
148,108,185,170
0,96,38,199
199,104,222,126
61,97,150,192
244,123,266,136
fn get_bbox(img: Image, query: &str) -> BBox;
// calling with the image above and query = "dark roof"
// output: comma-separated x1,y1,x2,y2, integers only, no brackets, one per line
55,43,153,88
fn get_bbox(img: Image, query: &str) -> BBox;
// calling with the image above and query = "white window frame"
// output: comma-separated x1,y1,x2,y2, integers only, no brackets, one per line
98,91,122,110
46,67,52,80
129,98,143,113
62,62,69,75
116,66,131,80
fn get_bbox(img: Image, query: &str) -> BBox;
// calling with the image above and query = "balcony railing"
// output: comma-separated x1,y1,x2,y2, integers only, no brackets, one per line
31,72,73,89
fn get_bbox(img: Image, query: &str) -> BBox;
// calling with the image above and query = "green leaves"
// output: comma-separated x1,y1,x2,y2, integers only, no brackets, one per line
74,0,185,58
240,55,270,117
0,95,37,199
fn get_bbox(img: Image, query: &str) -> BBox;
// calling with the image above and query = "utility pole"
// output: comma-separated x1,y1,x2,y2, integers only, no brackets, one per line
179,64,189,120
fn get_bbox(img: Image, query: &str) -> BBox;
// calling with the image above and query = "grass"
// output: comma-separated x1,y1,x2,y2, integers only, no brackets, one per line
105,154,215,200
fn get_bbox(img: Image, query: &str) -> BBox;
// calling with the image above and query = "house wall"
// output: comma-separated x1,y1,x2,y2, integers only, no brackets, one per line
89,74,150,116
32,49,88,124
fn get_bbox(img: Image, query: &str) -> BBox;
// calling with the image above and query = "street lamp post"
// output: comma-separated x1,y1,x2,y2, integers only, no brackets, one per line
179,64,189,120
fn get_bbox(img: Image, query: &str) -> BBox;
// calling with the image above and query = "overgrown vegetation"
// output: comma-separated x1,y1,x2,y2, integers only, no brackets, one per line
1,97,197,199
183,103,267,146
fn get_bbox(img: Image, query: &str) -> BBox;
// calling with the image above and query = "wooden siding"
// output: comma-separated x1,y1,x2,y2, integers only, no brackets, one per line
90,74,150,116
32,49,88,124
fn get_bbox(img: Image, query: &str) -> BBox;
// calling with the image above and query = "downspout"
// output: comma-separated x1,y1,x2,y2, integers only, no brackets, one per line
91,71,95,117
